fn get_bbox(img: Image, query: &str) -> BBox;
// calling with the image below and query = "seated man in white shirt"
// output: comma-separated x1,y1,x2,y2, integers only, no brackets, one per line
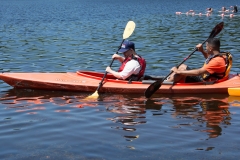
106,40,146,81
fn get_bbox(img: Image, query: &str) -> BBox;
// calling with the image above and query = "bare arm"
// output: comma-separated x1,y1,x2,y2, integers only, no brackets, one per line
106,67,122,79
112,54,125,63
172,66,208,76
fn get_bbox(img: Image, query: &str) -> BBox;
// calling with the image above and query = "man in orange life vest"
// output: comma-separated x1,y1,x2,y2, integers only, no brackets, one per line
106,40,146,81
167,38,227,83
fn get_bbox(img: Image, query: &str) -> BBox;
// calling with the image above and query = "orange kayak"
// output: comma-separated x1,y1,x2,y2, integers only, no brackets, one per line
0,71,240,94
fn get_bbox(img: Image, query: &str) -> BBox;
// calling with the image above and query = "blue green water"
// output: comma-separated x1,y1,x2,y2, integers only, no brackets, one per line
0,0,240,159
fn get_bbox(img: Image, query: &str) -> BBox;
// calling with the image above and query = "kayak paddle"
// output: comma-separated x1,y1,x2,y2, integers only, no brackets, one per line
85,21,136,99
144,22,224,99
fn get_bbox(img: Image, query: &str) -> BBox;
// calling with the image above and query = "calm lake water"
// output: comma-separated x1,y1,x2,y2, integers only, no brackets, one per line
1,0,240,159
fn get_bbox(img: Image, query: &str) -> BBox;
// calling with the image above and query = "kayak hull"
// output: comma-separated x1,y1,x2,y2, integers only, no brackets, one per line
0,71,240,94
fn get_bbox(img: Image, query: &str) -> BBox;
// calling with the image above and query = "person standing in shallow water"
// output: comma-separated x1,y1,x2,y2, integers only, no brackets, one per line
233,5,238,13
207,7,213,13
106,40,146,81
166,38,229,83
221,6,226,12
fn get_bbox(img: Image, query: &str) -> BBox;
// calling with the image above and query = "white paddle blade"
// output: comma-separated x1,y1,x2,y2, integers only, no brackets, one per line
123,21,136,39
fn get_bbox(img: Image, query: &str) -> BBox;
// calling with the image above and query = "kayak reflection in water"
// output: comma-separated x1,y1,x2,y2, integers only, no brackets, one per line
106,40,146,81
199,98,230,139
166,38,232,83
171,96,231,139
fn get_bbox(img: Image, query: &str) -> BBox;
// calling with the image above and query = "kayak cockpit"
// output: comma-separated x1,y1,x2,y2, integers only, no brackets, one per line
76,70,235,85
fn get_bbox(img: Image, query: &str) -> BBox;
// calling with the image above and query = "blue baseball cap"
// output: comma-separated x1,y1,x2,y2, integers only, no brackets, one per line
118,40,135,53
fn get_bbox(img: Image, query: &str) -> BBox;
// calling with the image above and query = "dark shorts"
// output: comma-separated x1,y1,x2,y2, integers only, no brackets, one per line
185,66,203,83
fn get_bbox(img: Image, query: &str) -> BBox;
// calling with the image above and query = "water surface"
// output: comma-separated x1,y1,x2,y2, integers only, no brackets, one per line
0,0,240,159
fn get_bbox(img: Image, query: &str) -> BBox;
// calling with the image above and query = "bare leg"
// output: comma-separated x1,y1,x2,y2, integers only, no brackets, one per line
167,64,188,82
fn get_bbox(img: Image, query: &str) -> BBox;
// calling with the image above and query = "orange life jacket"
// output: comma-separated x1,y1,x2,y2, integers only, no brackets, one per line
203,52,232,81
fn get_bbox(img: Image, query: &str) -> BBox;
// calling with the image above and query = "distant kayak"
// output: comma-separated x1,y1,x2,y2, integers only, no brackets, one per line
1,71,240,95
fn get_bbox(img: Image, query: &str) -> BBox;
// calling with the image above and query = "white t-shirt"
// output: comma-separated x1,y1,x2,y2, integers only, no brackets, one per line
119,59,141,80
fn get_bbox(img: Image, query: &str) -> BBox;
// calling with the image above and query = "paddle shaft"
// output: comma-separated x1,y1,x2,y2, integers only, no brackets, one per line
95,39,125,92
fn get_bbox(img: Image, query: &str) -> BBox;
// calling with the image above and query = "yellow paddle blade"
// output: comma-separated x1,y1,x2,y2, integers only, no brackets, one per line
84,91,99,100
228,88,240,97
123,21,136,39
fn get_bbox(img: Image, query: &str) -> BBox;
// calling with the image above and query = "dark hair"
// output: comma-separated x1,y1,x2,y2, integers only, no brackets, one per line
234,5,238,12
207,38,220,50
